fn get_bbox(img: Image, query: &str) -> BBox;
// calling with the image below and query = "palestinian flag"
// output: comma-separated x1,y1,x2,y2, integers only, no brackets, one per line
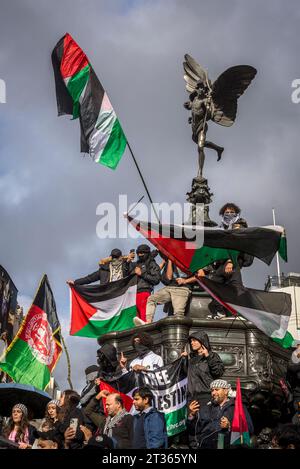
0,275,62,390
70,275,137,338
198,276,293,348
127,216,287,273
230,379,251,446
99,358,187,437
52,33,127,169
99,373,137,414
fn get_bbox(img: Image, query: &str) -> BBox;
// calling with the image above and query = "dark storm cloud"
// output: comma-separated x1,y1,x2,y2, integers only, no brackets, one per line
0,0,299,390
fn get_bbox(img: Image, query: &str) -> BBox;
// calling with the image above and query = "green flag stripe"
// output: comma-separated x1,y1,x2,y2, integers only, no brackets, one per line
231,431,251,446
279,235,288,262
189,246,240,272
73,305,136,338
98,118,127,170
0,339,50,390
65,64,90,119
273,330,294,348
164,407,187,437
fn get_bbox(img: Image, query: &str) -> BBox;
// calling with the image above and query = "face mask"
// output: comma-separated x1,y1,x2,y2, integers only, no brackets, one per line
222,213,239,226
134,343,149,357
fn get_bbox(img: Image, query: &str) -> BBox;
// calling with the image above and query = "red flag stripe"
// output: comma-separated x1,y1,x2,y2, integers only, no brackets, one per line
100,381,133,415
69,287,97,335
60,33,89,79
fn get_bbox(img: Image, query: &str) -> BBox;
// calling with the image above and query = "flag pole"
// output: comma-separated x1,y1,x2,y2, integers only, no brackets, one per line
126,141,160,223
60,334,73,390
272,208,281,287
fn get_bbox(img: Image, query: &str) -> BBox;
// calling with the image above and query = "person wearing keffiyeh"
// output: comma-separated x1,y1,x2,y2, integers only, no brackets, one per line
102,393,133,449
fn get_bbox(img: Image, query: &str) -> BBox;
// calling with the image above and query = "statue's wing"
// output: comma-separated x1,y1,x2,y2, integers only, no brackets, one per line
211,65,257,127
183,54,209,93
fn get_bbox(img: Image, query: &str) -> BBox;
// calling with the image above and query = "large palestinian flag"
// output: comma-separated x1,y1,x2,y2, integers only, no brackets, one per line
70,275,137,337
52,33,127,169
127,216,287,273
99,358,187,437
0,275,62,390
198,277,293,348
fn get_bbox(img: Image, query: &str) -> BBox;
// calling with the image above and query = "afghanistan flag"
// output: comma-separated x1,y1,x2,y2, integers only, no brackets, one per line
127,216,287,273
0,275,62,390
199,277,293,348
52,33,127,169
70,275,137,338
99,358,187,437
230,379,251,447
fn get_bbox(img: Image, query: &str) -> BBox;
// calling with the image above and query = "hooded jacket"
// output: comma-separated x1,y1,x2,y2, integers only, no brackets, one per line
80,366,99,407
186,331,225,404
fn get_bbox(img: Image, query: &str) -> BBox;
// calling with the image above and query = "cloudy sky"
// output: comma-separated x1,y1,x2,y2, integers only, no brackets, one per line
1,0,300,391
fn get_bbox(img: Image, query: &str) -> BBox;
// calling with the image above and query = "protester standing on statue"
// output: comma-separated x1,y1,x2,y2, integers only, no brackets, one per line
66,248,134,287
205,203,253,319
182,331,224,405
134,254,196,325
128,244,161,322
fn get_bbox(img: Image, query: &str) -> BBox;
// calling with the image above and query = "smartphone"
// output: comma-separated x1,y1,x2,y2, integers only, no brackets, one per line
69,418,78,432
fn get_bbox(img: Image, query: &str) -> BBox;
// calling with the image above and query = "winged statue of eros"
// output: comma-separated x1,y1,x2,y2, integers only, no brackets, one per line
183,54,257,130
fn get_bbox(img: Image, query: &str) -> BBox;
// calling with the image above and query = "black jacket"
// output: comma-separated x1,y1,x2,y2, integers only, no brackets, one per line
104,414,134,449
74,262,130,286
129,258,161,293
187,398,254,449
57,407,86,449
186,331,225,404
287,361,300,402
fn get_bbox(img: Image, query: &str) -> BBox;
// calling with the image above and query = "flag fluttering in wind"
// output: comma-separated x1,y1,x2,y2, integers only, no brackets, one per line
52,33,127,169
0,275,62,390
200,277,293,348
230,379,251,446
99,358,187,437
70,275,137,337
127,215,287,273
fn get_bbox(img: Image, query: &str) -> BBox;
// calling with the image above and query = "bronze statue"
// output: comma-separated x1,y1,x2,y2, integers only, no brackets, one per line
183,54,257,178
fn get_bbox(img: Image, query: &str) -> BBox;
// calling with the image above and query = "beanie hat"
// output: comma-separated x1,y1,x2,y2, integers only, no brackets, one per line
110,248,122,259
47,400,60,407
136,244,150,254
85,365,99,375
12,403,28,417
210,379,231,390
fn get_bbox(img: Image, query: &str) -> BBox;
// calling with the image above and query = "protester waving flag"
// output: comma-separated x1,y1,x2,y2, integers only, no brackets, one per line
230,379,251,447
0,275,62,390
70,275,137,337
52,33,127,169
127,215,287,273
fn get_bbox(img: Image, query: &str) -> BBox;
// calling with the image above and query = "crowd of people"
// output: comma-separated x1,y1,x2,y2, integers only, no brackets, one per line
1,202,299,450
1,333,299,450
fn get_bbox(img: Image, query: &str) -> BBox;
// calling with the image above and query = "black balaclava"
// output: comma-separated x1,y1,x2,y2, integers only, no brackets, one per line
133,342,150,358
136,244,151,263
96,344,118,375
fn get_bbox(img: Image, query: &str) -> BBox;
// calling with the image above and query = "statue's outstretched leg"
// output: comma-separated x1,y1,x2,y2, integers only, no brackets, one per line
198,146,205,178
205,141,224,161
